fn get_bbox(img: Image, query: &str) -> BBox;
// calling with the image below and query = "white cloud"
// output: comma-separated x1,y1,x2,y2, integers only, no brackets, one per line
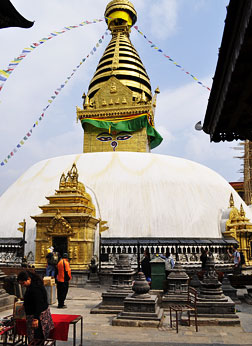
147,0,179,40
155,77,212,133
156,125,175,144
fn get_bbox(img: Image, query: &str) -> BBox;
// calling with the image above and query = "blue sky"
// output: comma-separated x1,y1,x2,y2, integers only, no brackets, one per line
0,0,241,196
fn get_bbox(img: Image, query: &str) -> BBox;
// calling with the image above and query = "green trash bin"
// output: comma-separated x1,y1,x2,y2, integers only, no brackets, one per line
150,256,166,290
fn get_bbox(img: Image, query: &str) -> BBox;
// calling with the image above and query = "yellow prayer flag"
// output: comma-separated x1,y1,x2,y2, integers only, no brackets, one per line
0,70,9,78
18,220,25,233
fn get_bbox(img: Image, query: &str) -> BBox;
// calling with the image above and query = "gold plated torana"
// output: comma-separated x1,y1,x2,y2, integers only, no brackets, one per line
32,163,100,270
76,0,162,153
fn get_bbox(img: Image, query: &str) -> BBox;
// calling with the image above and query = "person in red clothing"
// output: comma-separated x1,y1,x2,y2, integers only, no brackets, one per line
56,253,71,309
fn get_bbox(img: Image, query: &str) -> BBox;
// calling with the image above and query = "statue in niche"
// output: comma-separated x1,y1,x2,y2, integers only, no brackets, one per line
110,82,117,93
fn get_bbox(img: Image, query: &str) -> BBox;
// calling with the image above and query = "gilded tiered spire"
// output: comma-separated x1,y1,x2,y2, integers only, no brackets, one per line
88,0,151,100
77,0,163,153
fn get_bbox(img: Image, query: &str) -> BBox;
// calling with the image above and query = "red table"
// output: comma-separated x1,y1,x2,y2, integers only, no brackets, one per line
16,314,83,346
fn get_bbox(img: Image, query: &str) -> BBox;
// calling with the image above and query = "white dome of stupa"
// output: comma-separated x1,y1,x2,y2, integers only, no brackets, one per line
0,151,249,256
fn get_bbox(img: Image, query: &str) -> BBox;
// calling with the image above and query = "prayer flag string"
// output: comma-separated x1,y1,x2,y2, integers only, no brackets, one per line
134,26,211,92
0,18,104,93
0,31,108,167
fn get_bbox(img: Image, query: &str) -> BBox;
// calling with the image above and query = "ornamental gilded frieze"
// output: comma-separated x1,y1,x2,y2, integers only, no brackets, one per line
46,210,74,236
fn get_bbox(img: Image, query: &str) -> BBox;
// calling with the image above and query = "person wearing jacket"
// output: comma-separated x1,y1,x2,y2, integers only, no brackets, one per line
56,253,71,308
17,270,54,341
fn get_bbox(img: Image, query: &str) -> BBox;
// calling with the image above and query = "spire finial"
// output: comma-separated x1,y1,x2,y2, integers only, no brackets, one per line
229,193,234,208
240,204,245,218
105,0,137,32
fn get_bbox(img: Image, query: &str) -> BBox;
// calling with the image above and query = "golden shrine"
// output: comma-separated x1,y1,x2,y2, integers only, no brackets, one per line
224,193,252,265
32,163,100,270
76,0,163,154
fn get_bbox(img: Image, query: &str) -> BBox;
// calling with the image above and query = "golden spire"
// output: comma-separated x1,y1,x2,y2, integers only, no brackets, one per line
240,204,245,218
229,193,234,208
87,0,152,102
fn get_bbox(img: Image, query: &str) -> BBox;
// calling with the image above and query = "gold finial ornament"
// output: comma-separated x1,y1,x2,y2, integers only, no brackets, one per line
240,204,245,218
59,173,66,189
105,0,137,28
229,193,234,207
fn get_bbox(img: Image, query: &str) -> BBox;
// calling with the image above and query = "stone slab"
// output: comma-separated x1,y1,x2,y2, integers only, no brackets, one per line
181,317,240,326
112,316,163,328
90,302,122,314
118,307,164,321
197,296,236,315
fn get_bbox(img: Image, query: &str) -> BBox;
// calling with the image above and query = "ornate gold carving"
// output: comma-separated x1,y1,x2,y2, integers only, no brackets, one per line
111,33,120,71
74,246,78,259
59,173,66,189
46,210,73,235
110,82,117,93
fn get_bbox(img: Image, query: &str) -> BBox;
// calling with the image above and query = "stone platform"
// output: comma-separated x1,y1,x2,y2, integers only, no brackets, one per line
1,286,252,345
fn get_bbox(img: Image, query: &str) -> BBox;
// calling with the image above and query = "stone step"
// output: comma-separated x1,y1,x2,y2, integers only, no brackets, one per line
181,316,240,326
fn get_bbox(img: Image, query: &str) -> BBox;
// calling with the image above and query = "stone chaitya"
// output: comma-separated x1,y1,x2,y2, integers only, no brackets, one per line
91,252,135,313
32,163,100,271
112,272,164,327
0,269,15,312
197,254,239,324
162,262,189,308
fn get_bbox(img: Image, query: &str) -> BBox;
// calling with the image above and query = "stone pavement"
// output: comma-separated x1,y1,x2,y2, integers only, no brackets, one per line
1,285,252,345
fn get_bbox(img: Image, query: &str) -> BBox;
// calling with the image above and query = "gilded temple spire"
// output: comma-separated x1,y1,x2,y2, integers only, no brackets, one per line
229,193,234,208
76,0,163,153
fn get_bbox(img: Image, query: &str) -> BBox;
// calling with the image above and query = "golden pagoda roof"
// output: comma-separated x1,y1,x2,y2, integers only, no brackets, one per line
87,0,152,101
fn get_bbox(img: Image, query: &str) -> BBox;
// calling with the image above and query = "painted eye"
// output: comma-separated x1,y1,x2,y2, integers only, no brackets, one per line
116,134,132,141
97,136,112,142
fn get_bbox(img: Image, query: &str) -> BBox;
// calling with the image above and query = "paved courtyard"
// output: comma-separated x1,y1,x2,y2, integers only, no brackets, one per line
1,285,252,345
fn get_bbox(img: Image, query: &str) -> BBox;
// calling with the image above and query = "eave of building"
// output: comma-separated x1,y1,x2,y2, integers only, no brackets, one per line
39,204,94,212
77,105,152,119
0,238,23,245
31,213,99,222
0,0,34,29
46,194,90,202
101,237,238,246
203,0,252,142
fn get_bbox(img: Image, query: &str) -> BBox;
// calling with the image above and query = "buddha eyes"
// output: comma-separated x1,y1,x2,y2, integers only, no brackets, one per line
96,135,113,142
96,132,132,142
116,134,132,141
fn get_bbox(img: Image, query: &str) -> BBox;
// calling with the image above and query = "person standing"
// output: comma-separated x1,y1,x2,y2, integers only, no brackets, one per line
46,247,57,277
56,253,71,308
228,244,241,275
159,252,175,278
141,249,151,283
17,271,54,341
165,252,175,278
200,249,208,270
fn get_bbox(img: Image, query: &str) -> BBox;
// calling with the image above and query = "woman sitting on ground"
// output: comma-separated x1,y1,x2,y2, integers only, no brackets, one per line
17,270,54,341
